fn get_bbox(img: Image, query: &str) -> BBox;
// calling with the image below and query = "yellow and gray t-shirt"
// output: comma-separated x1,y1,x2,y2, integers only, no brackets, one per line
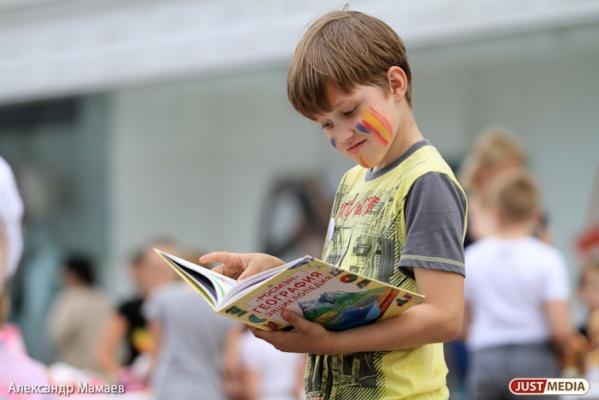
305,140,467,400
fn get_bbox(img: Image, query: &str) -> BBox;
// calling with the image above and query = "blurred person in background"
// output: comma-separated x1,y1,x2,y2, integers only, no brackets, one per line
579,259,599,338
221,325,247,400
459,128,529,244
95,239,178,383
0,156,50,398
237,325,306,400
0,155,25,355
144,250,234,400
463,171,584,400
448,129,530,398
584,309,599,381
47,253,111,371
1,292,51,399
0,156,24,290
576,259,599,379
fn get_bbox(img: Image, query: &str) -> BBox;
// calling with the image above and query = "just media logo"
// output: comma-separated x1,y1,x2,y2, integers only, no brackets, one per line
509,378,589,396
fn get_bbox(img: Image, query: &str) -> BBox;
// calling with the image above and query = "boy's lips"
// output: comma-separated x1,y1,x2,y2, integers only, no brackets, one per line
347,139,367,154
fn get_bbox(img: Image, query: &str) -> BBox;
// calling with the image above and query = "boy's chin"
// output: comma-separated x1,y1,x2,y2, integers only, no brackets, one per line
350,154,384,169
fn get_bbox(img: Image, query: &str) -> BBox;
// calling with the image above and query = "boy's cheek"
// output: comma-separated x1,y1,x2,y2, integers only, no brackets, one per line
356,106,395,145
347,142,388,168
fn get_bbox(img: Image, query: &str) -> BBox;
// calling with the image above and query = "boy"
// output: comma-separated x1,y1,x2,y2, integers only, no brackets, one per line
463,171,580,400
201,10,467,400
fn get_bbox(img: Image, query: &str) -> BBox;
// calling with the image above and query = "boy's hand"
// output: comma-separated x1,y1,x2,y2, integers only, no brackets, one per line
250,310,335,354
199,252,284,280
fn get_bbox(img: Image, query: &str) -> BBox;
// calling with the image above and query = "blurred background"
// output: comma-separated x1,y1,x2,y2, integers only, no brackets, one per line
1,0,598,399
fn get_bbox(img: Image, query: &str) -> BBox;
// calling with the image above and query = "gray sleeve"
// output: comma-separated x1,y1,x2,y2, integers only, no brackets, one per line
143,288,167,322
398,172,466,276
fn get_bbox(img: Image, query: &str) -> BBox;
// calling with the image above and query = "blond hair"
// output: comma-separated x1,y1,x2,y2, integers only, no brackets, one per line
287,10,412,120
459,128,527,193
490,171,539,223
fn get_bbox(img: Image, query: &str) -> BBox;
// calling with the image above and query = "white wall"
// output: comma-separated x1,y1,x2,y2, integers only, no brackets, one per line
109,68,352,292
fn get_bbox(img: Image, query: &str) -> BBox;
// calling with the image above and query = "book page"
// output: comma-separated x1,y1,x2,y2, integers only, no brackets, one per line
221,256,312,307
155,249,237,303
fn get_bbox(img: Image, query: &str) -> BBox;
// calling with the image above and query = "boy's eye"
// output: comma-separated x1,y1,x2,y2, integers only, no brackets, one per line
321,121,334,130
343,106,358,117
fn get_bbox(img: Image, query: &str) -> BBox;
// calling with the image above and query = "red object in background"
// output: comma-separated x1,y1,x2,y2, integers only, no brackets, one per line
576,223,599,257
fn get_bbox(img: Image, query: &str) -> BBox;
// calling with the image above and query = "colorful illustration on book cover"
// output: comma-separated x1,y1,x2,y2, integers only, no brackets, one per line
298,286,396,331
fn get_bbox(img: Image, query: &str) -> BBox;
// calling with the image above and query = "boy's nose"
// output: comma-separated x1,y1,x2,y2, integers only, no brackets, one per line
337,124,358,145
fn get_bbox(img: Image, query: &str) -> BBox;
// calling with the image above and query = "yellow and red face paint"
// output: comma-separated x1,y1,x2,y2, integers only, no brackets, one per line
356,106,393,145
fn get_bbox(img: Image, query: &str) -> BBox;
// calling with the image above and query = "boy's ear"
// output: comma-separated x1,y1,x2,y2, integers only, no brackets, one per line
386,66,408,101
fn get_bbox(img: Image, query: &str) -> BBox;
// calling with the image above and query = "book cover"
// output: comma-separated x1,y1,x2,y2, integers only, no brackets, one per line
156,250,424,331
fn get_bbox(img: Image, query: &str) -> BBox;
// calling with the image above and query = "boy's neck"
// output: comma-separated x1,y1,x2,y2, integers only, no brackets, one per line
494,219,537,239
377,106,423,169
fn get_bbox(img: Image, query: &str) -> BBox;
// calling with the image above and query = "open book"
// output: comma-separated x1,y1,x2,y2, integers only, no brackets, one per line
155,249,425,331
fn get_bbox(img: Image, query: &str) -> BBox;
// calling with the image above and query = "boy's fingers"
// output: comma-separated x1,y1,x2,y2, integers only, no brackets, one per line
199,252,241,266
250,327,274,342
237,266,260,280
211,265,224,274
281,310,310,331
199,252,247,278
208,263,242,279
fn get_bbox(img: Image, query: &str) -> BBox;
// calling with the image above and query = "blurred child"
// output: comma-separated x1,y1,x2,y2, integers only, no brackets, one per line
223,325,306,400
459,128,527,242
579,259,599,337
144,251,233,400
585,309,599,381
201,9,467,399
238,327,306,400
1,291,51,399
464,171,581,400
573,259,599,378
0,156,50,398
47,254,111,371
0,156,24,290
95,239,177,382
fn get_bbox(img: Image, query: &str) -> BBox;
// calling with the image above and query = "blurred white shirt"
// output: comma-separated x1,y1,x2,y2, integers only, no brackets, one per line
465,236,570,351
239,330,304,400
0,156,24,285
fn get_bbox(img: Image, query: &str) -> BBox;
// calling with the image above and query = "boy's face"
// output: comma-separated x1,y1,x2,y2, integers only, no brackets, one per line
317,84,398,168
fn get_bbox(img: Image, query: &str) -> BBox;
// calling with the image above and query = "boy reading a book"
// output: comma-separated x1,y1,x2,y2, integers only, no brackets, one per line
200,10,467,400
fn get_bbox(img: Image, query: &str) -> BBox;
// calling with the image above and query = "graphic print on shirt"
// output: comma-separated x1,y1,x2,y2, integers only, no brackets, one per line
306,179,416,400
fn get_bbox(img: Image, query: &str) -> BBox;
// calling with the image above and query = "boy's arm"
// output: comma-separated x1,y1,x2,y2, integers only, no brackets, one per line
95,313,129,377
545,300,575,346
332,268,463,352
252,268,463,354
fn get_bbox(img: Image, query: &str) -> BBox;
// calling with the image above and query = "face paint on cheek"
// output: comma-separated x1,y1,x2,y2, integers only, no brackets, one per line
360,107,393,145
355,122,371,137
329,138,337,148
